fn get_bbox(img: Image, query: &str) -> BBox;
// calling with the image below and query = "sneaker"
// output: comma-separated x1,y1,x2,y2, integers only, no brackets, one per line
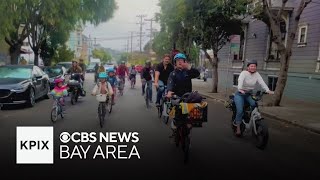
156,103,160,107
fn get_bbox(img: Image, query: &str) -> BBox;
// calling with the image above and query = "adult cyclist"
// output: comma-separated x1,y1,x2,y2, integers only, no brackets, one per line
116,61,129,84
166,53,200,135
154,54,174,107
141,60,154,102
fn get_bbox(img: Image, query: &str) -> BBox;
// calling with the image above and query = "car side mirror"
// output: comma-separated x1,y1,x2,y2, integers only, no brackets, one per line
36,75,42,79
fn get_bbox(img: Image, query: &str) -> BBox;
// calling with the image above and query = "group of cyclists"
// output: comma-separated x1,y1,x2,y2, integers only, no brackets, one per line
50,49,274,139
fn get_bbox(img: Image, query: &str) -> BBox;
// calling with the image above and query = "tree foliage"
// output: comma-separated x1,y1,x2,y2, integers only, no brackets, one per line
93,49,112,63
0,0,117,65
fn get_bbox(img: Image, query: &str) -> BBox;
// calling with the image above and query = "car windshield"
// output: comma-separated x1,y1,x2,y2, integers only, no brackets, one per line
0,66,32,79
44,67,62,77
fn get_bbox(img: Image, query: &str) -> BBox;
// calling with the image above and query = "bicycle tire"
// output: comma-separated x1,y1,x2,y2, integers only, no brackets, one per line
70,93,75,105
158,99,163,118
107,99,113,114
145,92,149,108
98,103,106,128
60,105,64,119
51,107,58,122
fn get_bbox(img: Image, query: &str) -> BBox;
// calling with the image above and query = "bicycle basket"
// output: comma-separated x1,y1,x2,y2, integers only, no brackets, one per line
96,94,107,102
188,103,208,123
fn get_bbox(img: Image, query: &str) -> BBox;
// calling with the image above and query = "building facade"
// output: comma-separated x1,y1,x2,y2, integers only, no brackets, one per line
216,0,320,103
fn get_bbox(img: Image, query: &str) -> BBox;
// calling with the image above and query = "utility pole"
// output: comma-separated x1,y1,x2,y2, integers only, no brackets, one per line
136,14,147,52
145,18,156,53
129,31,135,60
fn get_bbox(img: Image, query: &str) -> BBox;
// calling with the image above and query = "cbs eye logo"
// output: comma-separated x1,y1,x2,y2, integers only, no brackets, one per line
60,132,71,143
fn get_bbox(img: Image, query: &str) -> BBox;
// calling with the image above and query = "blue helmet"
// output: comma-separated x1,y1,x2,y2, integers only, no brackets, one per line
98,72,107,79
108,68,115,73
173,53,186,63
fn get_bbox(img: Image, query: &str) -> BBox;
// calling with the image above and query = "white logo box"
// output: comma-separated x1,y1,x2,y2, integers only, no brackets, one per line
16,126,54,164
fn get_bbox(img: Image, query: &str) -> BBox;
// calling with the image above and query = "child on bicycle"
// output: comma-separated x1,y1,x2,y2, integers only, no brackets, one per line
50,78,68,112
107,69,117,105
91,72,114,101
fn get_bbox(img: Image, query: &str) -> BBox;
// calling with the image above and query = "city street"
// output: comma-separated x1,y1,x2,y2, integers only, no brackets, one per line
0,73,319,179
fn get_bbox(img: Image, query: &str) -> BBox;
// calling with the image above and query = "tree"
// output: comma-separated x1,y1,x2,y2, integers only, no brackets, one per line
93,49,112,63
51,45,74,64
256,0,312,106
0,0,117,65
188,0,248,93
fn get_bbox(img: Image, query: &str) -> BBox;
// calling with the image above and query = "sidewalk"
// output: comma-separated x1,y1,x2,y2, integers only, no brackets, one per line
192,79,320,134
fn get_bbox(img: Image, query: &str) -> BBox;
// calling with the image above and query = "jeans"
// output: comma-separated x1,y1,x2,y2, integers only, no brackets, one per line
156,80,165,104
142,80,153,101
234,91,256,125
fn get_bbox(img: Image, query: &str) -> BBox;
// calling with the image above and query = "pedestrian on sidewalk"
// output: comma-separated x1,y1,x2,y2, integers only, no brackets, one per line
234,59,274,136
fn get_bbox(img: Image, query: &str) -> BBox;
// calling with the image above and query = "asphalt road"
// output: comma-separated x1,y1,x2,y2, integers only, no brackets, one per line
0,73,319,179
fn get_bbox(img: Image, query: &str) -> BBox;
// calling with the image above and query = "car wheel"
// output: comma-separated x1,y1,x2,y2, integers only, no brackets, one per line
27,88,36,107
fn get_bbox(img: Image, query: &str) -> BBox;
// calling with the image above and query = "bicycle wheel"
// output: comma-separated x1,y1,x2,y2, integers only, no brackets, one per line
70,93,75,105
107,98,113,114
158,99,163,118
182,126,190,163
98,103,106,128
51,107,58,122
145,91,149,108
60,105,64,119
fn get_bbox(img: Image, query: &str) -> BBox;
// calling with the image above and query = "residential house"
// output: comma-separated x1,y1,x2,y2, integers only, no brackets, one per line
67,25,84,59
217,0,320,103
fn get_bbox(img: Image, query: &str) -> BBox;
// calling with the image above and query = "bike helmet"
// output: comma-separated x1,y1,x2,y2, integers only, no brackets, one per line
173,53,186,64
246,59,257,67
54,78,64,84
98,72,107,79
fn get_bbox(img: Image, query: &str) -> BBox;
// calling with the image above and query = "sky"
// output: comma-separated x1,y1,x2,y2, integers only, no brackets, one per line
82,0,161,52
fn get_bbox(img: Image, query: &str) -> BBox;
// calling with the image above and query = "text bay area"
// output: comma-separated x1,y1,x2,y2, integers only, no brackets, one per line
60,145,140,160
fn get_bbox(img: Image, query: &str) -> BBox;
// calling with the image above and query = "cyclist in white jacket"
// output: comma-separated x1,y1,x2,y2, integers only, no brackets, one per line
234,60,274,136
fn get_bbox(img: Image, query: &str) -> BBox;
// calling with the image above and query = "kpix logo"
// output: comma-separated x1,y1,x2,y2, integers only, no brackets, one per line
16,127,54,164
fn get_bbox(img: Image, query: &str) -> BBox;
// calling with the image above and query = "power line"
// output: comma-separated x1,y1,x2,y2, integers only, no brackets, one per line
136,14,147,52
145,17,157,54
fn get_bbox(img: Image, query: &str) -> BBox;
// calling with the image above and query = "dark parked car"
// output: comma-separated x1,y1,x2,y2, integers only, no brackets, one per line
0,65,50,107
43,65,67,90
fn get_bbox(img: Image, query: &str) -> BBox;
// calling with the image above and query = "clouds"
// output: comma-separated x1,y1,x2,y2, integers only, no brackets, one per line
83,0,160,51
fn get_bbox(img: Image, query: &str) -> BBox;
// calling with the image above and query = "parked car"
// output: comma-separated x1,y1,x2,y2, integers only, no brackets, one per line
86,63,96,73
135,65,143,73
56,62,72,70
43,65,67,90
0,65,50,107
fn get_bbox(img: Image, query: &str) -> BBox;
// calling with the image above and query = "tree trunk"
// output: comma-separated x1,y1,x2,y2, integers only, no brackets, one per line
10,44,22,65
211,54,218,93
34,52,39,66
272,51,290,106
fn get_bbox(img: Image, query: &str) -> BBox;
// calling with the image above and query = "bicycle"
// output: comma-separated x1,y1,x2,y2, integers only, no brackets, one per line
170,93,207,163
157,85,170,124
130,76,136,89
118,77,124,96
144,80,152,108
50,95,65,122
96,94,112,128
225,90,269,149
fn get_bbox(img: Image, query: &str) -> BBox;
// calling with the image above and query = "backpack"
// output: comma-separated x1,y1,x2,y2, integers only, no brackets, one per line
183,91,203,103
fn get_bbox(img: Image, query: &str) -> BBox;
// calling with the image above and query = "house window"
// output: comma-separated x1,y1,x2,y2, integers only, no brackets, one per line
268,76,278,91
298,25,308,46
233,73,240,86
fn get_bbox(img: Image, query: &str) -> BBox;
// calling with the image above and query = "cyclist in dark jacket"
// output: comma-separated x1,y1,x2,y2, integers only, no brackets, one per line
141,60,154,102
167,53,200,98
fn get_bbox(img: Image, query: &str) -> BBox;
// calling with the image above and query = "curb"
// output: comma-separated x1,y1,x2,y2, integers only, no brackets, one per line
198,92,320,135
